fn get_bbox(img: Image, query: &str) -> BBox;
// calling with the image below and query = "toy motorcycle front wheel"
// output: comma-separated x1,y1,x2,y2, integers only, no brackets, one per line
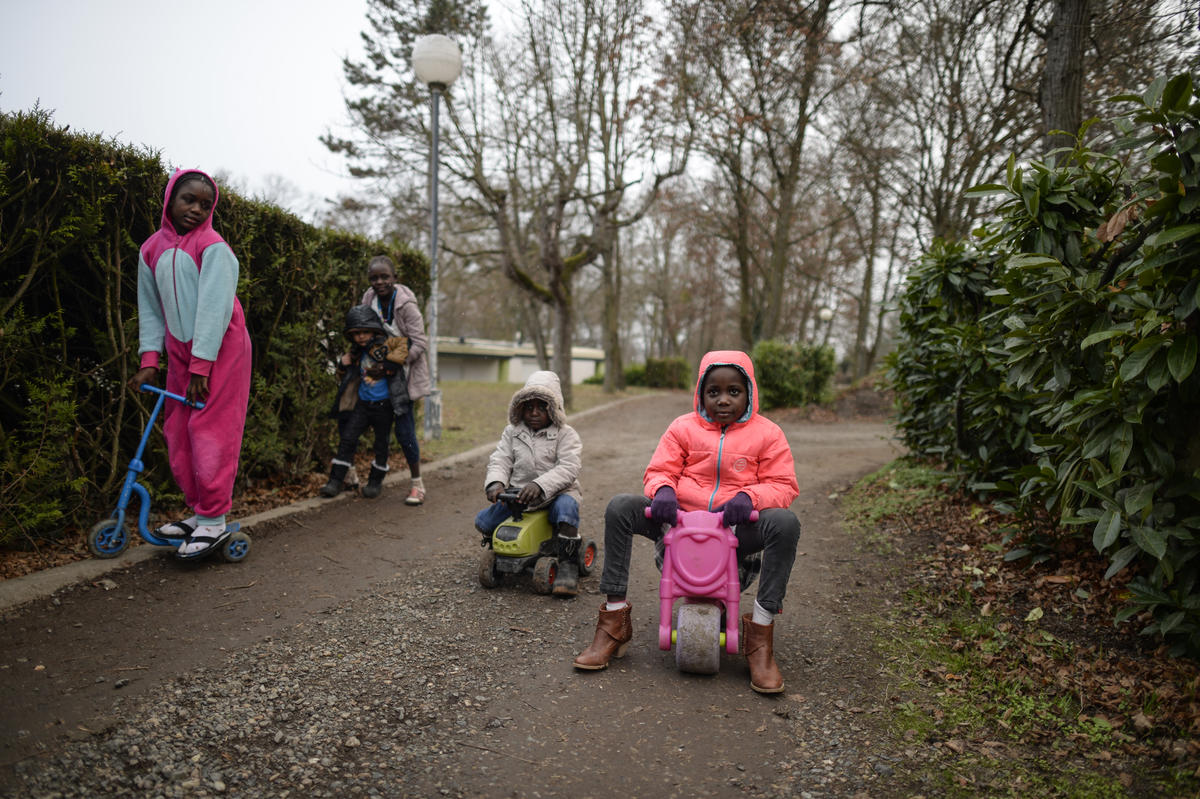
478,549,500,588
88,518,130,559
675,603,722,674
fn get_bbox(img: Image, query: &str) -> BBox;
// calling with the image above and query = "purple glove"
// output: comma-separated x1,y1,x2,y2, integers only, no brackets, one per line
649,486,678,526
719,492,754,527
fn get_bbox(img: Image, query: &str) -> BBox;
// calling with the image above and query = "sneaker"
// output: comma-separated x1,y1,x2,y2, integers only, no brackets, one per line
405,485,425,506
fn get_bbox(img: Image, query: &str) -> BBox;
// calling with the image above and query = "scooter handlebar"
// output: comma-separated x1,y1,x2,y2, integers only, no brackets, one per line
643,506,759,526
139,383,205,410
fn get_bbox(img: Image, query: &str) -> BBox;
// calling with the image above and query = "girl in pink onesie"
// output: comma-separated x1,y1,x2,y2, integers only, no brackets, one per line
128,169,252,558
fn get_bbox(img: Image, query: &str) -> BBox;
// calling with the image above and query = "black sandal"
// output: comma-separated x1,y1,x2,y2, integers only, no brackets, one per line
156,520,195,539
176,528,231,560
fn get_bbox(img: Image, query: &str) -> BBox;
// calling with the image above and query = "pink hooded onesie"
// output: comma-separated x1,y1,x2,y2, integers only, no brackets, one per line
136,169,252,519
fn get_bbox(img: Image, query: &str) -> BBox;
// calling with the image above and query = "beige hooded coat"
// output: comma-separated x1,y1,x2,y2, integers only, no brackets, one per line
483,371,582,510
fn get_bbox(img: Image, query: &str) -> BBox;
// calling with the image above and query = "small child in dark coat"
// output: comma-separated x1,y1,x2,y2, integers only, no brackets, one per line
320,305,410,499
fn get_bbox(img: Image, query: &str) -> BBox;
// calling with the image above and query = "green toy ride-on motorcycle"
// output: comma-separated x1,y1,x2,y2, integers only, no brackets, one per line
478,489,597,593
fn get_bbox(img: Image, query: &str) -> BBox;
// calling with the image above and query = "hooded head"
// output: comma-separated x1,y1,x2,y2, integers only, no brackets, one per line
508,370,567,428
694,350,757,425
343,305,387,339
140,168,226,265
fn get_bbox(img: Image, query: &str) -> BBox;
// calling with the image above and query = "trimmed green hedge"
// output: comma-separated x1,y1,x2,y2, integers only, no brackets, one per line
0,109,428,547
751,340,835,409
887,74,1200,655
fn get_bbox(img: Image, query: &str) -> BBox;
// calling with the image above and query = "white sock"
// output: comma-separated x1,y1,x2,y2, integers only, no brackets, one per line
411,477,424,489
196,515,225,529
605,600,628,611
752,600,774,625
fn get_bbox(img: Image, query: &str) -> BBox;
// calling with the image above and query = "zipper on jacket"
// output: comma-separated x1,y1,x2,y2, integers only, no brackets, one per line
707,426,728,511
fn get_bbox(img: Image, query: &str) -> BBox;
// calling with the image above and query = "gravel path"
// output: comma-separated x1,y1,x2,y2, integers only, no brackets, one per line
1,395,905,798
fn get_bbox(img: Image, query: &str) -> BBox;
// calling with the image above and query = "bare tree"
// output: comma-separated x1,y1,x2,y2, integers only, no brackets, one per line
585,0,690,392
667,0,845,350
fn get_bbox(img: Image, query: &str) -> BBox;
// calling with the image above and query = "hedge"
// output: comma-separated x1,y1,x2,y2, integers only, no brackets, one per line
0,109,428,548
887,73,1200,655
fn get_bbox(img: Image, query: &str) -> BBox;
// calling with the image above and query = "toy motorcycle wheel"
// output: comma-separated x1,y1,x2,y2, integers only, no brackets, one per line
675,603,722,675
578,538,598,576
531,556,557,594
88,518,130,559
479,549,500,588
220,531,252,563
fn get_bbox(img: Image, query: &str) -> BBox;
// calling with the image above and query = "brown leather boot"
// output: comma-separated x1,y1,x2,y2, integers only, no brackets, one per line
741,614,784,694
573,603,633,670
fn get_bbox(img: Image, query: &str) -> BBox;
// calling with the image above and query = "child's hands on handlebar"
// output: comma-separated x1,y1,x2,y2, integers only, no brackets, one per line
128,366,158,392
649,485,678,525
486,481,505,503
517,483,544,506
717,491,754,527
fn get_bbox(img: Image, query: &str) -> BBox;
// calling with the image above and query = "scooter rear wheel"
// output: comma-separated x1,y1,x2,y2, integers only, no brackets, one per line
88,518,130,559
675,603,722,674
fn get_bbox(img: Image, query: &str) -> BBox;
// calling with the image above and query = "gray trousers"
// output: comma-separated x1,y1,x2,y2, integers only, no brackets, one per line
597,493,801,614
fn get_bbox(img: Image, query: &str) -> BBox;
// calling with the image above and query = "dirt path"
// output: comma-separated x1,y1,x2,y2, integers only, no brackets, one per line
0,393,903,797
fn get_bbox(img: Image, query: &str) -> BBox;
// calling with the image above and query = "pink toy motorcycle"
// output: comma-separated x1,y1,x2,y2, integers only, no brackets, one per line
647,507,758,674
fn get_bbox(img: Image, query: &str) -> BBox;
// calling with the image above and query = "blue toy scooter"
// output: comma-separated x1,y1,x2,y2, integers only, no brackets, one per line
87,384,250,562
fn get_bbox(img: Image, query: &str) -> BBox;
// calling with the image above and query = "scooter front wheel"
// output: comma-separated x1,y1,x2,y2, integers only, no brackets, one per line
88,518,130,559
220,531,252,563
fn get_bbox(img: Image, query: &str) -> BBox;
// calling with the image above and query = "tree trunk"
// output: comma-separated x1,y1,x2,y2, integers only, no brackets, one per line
1040,0,1091,155
553,292,575,409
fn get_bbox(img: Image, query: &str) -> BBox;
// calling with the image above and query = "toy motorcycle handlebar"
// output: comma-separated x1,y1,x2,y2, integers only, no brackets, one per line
498,488,525,506
644,506,759,526
139,382,205,410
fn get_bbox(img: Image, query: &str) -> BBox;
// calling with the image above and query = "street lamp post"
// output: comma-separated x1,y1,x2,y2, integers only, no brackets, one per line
412,34,463,441
817,306,834,346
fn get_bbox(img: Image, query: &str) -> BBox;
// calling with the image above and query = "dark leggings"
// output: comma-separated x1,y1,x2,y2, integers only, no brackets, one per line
393,408,420,475
597,493,801,614
336,400,392,467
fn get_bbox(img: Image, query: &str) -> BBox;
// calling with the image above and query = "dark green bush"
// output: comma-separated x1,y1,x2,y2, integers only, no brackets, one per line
623,364,647,387
0,108,427,547
751,340,835,409
643,357,690,389
887,73,1200,656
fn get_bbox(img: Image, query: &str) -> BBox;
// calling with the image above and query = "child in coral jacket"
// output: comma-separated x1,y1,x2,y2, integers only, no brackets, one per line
128,169,252,558
573,350,801,693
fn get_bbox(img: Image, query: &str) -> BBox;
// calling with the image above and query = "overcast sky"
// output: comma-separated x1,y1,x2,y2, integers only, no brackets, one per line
0,0,376,218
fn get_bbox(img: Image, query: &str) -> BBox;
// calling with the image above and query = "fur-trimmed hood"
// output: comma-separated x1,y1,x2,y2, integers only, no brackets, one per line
508,371,567,427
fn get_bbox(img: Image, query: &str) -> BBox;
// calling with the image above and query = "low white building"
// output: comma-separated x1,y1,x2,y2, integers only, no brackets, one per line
435,337,605,385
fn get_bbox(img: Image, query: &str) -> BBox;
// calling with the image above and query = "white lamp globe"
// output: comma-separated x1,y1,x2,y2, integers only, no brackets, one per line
412,34,463,87
818,306,834,322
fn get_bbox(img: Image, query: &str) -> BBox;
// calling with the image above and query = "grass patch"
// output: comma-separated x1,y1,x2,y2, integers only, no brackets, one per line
841,461,1200,796
411,381,653,466
839,459,944,552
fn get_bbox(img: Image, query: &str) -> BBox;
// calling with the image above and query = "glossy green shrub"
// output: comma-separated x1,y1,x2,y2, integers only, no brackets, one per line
888,74,1200,655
